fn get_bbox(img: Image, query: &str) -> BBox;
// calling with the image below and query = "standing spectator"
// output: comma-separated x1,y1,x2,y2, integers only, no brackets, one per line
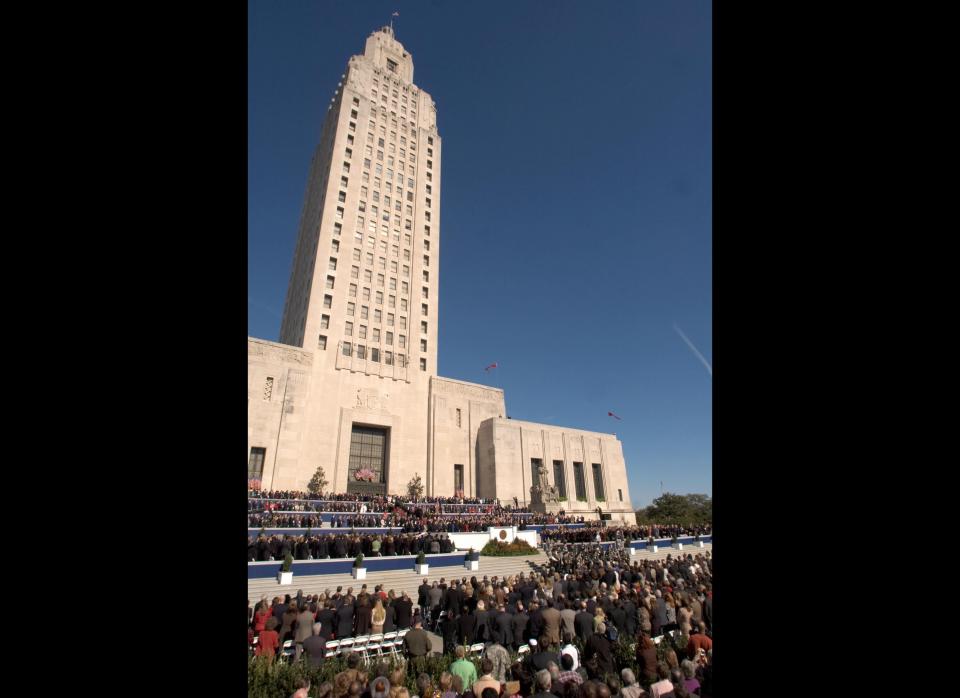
619,669,643,698
301,623,326,668
472,658,501,697
294,604,314,660
485,640,511,684
449,645,478,691
394,592,413,630
337,598,355,639
372,598,387,635
355,597,372,637
680,660,700,695
649,664,673,698
402,619,432,659
255,616,280,663
584,623,615,679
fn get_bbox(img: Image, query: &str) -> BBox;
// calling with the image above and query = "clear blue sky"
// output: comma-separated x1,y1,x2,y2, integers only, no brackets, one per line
248,0,712,510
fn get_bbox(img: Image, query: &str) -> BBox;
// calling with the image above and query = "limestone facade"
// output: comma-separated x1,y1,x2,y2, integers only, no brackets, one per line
248,27,634,520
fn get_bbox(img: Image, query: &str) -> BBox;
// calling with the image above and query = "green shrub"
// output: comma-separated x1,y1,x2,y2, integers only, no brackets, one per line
282,552,293,573
480,539,537,556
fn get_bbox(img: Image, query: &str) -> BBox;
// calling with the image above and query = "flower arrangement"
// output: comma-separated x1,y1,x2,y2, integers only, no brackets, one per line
354,468,376,482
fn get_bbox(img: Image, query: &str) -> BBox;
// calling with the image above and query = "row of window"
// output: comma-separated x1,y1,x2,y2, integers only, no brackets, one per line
531,459,613,501
340,342,425,371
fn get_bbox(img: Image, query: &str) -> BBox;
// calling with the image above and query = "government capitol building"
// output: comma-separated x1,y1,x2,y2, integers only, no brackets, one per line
248,26,634,522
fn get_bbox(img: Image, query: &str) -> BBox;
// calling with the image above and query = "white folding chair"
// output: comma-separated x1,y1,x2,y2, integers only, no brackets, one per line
352,635,369,660
653,635,663,645
324,639,341,659
338,637,356,657
280,640,295,662
363,633,384,663
381,631,400,659
469,642,485,657
517,644,530,656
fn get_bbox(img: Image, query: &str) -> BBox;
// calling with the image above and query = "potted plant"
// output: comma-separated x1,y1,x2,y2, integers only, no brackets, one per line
695,532,704,548
352,553,366,580
465,547,480,571
415,551,429,575
672,534,682,551
648,535,657,553
278,551,294,585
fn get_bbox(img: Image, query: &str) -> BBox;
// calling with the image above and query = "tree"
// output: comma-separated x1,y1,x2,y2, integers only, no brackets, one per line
639,492,712,525
307,466,328,497
407,473,424,499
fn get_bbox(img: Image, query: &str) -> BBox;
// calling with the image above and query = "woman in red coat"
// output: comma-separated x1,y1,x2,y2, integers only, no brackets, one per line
253,601,272,633
256,617,280,663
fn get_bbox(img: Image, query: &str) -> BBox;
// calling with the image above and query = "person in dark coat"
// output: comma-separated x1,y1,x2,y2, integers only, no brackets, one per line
441,609,459,654
512,607,529,649
336,599,355,638
473,600,489,643
418,579,431,610
574,603,595,643
495,606,513,648
583,623,615,679
382,598,396,632
393,592,413,629
623,597,638,638
527,602,544,643
354,597,372,637
458,605,477,645
317,602,336,640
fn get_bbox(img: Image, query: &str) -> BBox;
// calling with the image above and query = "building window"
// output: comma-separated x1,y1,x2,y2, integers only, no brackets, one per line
332,240,340,254
369,328,377,341
248,447,266,481
347,425,388,494
399,335,406,348
318,335,327,350
351,266,360,280
387,58,397,73
320,314,330,329
422,270,429,282
592,463,605,501
361,306,369,320
346,302,355,317
370,347,380,362
420,358,427,371
420,321,428,334
420,338,427,352
423,255,429,267
326,275,335,289
342,342,352,357
553,460,567,499
454,463,464,493
345,322,353,337
618,489,623,502
356,345,366,360
421,303,428,316
263,377,274,401
323,295,333,308
387,313,394,326
422,287,428,299
385,351,393,365
456,408,461,427
573,462,586,501
336,207,344,220
349,284,357,298
374,309,382,323
530,458,543,495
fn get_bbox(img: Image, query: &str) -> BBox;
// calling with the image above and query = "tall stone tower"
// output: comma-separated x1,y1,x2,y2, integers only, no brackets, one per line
278,25,440,380
250,26,448,496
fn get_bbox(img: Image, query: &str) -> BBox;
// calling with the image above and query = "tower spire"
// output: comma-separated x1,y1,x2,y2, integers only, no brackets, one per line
390,10,399,36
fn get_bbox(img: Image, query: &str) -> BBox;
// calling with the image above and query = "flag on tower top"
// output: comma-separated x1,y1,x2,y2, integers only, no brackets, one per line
484,362,498,372
608,411,622,420
392,11,399,17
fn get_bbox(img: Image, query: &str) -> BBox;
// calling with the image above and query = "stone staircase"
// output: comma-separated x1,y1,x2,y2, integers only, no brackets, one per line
247,543,711,604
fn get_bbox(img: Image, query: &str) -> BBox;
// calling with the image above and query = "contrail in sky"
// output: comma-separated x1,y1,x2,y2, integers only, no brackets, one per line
674,324,712,376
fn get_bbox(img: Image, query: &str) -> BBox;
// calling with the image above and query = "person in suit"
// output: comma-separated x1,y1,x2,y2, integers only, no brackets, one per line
540,600,562,646
511,605,529,649
294,603,315,660
473,599,489,644
336,598,355,638
301,622,326,667
418,579,431,610
428,583,443,619
495,605,513,648
574,602,594,643
457,605,477,645
317,601,336,641
527,602,544,644
584,623,615,679
560,600,577,640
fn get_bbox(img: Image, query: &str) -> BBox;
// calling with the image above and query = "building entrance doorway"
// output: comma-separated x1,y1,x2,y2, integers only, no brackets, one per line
346,425,388,496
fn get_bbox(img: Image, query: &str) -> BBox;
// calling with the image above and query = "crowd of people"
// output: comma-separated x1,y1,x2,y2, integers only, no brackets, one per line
538,526,711,546
248,532,457,561
248,507,588,532
250,547,713,698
